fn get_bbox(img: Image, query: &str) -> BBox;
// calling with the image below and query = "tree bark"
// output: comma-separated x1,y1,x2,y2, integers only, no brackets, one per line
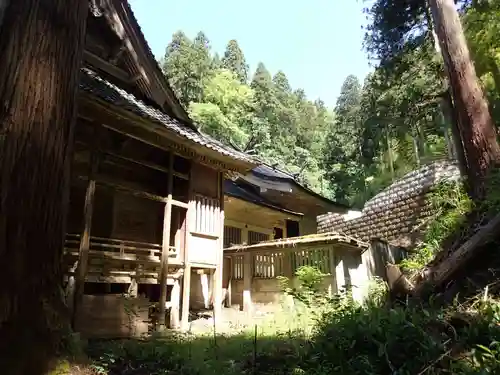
429,0,500,200
0,1,88,374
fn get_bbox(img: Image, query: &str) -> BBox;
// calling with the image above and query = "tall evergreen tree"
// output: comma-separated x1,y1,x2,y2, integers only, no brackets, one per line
221,39,249,83
273,71,291,94
429,0,500,198
365,0,500,199
323,75,364,204
0,0,88,372
162,31,214,106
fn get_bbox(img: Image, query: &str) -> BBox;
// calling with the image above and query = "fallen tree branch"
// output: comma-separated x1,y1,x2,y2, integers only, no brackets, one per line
413,212,500,297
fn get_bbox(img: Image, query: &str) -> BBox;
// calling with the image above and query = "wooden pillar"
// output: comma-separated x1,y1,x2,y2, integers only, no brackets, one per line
242,251,253,313
158,152,174,330
181,195,195,330
283,251,294,279
128,279,138,297
72,142,99,328
200,270,210,309
170,278,180,329
328,246,337,296
223,256,232,307
213,171,225,322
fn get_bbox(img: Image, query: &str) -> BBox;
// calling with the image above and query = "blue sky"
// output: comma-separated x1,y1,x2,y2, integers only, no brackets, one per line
129,0,372,108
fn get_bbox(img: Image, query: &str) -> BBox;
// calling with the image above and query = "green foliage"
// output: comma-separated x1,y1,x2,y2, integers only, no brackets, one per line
278,265,331,309
160,2,500,206
221,40,249,83
401,181,473,272
87,284,500,375
295,265,328,292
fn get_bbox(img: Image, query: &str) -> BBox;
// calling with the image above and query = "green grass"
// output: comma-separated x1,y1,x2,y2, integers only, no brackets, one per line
85,285,500,375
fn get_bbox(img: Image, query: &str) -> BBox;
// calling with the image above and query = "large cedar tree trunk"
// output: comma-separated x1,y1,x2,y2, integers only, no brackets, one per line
429,0,500,199
0,1,88,373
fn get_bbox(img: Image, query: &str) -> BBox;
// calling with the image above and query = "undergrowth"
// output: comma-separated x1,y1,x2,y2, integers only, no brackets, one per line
84,266,500,374
400,180,472,273
84,175,500,374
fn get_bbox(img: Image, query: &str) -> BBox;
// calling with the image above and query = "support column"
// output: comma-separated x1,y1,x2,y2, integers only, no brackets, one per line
181,265,192,330
72,141,99,328
213,171,225,323
200,270,210,309
242,251,253,313
181,197,195,330
158,152,174,330
128,279,138,297
170,278,180,329
224,256,232,307
328,246,338,296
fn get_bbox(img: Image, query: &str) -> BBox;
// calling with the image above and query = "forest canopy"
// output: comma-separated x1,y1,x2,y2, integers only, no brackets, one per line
160,2,500,207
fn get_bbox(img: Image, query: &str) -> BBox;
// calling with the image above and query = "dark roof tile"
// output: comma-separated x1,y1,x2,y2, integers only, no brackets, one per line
80,68,255,164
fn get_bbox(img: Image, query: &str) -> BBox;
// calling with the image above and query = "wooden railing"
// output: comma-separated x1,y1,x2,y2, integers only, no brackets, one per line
64,234,177,262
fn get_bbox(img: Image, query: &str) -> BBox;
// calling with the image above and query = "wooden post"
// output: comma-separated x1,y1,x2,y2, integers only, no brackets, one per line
170,278,180,329
158,152,174,330
225,256,232,307
72,140,99,328
200,270,210,309
329,246,338,295
181,192,195,330
242,251,253,313
213,171,225,322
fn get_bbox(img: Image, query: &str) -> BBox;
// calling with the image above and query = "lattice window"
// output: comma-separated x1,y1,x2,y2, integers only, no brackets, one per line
232,255,244,280
224,226,242,248
193,194,220,235
253,252,285,278
248,230,269,245
292,248,331,274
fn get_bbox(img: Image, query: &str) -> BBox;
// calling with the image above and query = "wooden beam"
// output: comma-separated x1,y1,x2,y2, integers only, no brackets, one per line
72,150,99,327
158,152,174,329
83,50,131,83
75,174,165,202
103,150,189,180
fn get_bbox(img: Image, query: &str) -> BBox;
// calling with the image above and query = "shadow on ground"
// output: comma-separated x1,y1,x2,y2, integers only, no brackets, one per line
84,298,500,375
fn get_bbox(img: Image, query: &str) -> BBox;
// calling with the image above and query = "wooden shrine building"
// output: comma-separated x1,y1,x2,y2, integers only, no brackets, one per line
64,0,256,337
223,163,349,244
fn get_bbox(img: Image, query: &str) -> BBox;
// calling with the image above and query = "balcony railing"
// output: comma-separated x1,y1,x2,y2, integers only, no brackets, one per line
64,234,178,263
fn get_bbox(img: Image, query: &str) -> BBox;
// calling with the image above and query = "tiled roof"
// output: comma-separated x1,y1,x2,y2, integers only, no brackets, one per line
317,160,461,248
79,68,255,164
224,180,302,216
248,162,350,209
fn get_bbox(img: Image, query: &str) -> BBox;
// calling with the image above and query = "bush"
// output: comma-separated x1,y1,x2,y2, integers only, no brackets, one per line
400,181,472,273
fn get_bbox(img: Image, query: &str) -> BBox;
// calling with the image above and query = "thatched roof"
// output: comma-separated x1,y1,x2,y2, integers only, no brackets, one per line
224,232,368,254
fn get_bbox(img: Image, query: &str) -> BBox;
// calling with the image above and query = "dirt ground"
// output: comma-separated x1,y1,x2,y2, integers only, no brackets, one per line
186,304,281,335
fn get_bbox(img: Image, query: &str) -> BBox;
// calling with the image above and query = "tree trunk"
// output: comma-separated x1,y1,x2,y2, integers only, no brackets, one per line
429,0,500,199
441,89,469,177
0,1,88,374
